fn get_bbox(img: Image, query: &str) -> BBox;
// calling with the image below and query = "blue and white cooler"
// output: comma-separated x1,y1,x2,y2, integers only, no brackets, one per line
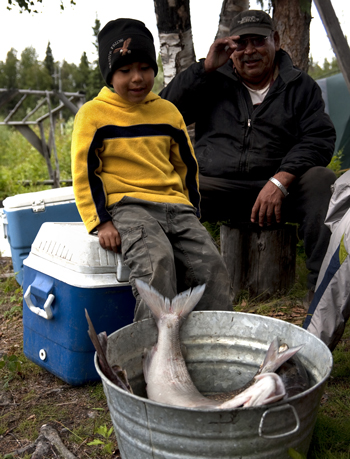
23,222,136,386
3,186,82,285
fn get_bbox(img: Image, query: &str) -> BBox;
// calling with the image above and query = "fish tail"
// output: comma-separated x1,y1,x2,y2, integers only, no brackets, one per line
135,279,206,322
171,284,206,319
261,337,304,374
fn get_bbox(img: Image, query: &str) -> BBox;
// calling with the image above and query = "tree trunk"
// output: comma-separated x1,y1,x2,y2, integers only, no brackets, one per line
216,0,249,39
272,0,311,72
153,0,196,85
220,223,297,301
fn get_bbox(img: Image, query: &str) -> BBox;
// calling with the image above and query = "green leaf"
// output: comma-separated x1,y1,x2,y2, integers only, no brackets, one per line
103,442,114,454
87,439,104,446
96,425,108,437
288,448,307,459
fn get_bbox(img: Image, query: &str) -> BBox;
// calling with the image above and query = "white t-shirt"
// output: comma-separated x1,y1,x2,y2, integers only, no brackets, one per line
243,83,270,105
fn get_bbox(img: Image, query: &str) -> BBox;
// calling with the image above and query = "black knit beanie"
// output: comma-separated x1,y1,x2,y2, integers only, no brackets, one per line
98,18,158,86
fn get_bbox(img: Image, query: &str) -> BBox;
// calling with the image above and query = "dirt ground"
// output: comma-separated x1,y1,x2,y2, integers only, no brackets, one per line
0,257,121,458
0,256,307,459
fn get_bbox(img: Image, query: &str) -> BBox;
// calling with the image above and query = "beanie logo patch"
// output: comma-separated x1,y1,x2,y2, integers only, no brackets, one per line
108,38,132,69
113,38,132,56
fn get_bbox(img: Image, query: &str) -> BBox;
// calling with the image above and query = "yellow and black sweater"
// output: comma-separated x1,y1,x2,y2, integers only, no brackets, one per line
71,87,200,233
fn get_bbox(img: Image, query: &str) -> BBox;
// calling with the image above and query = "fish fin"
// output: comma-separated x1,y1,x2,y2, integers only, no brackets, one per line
135,279,171,321
135,279,205,322
249,373,286,405
261,337,304,373
170,284,206,319
219,373,286,409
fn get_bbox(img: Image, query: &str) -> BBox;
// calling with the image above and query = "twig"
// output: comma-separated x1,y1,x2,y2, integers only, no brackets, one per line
40,424,78,459
52,419,84,442
55,401,78,406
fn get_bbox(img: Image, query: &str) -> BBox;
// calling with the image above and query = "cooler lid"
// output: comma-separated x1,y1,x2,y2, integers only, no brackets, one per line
27,222,130,281
3,186,76,211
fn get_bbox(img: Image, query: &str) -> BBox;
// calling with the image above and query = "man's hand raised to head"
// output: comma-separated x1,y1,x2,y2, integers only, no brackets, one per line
204,36,239,73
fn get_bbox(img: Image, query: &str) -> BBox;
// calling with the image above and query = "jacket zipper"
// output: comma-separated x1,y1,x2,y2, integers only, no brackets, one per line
246,118,251,133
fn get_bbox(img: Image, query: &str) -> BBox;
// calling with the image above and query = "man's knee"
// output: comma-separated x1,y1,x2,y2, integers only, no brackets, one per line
301,166,336,190
297,167,336,203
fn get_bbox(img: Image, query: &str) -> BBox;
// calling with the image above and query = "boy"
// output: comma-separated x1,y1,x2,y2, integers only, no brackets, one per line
71,18,232,320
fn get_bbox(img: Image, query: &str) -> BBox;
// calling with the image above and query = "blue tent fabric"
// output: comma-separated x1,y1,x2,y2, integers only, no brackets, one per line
317,73,350,168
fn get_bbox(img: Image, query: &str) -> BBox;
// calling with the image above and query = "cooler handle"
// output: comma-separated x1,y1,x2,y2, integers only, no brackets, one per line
258,403,300,439
24,285,55,320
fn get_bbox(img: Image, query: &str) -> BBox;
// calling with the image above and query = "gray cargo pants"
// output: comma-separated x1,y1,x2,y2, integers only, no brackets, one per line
109,197,233,321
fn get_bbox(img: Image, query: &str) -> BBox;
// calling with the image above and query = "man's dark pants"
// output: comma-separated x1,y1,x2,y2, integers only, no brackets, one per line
199,166,336,290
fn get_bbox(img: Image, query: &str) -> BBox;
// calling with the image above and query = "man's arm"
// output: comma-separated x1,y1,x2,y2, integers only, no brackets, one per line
251,75,336,226
160,36,238,124
276,77,336,176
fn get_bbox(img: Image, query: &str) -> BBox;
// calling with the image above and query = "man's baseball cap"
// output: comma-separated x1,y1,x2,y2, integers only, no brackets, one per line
230,10,275,36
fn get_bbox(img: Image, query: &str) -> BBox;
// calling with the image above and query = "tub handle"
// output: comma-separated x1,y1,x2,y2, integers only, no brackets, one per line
24,285,55,320
259,404,300,439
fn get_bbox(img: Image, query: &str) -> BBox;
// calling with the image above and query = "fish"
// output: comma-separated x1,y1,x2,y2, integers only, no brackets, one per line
85,309,133,394
276,344,310,398
135,279,303,409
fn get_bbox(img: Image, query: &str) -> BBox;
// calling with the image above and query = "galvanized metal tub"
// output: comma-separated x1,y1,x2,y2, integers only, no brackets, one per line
95,311,333,459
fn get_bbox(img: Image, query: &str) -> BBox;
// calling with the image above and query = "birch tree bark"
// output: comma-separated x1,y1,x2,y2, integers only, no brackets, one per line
215,0,249,39
272,0,311,72
153,0,196,85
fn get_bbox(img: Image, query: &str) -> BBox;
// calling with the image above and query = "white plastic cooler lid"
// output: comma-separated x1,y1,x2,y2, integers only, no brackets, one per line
24,222,131,286
3,186,76,211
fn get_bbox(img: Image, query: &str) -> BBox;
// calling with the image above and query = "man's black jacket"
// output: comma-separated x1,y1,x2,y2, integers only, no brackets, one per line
160,50,336,181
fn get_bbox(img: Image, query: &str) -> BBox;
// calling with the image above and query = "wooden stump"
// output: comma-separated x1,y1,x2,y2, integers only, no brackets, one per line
220,223,297,301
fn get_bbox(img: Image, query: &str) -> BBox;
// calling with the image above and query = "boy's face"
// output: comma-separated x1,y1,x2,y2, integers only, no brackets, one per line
111,62,155,104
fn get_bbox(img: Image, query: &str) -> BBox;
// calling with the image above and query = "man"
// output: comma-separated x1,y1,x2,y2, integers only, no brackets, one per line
160,9,336,301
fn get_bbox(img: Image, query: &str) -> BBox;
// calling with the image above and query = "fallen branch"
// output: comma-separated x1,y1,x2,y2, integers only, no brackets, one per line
9,424,78,459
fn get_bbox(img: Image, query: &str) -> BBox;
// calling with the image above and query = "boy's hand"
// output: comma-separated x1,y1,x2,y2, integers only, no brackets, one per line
97,220,121,253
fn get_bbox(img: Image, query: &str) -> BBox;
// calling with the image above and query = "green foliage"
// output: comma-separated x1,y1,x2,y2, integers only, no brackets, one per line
3,304,22,319
0,48,18,89
327,150,344,176
308,56,340,79
152,53,165,94
6,0,76,14
288,448,307,459
87,424,115,455
0,118,73,201
0,353,22,388
0,16,103,102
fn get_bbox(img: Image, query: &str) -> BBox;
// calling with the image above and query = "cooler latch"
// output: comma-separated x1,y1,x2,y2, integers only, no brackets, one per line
32,199,45,213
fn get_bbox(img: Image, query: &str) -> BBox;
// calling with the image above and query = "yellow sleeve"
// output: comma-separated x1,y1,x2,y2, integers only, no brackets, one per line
71,104,109,233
